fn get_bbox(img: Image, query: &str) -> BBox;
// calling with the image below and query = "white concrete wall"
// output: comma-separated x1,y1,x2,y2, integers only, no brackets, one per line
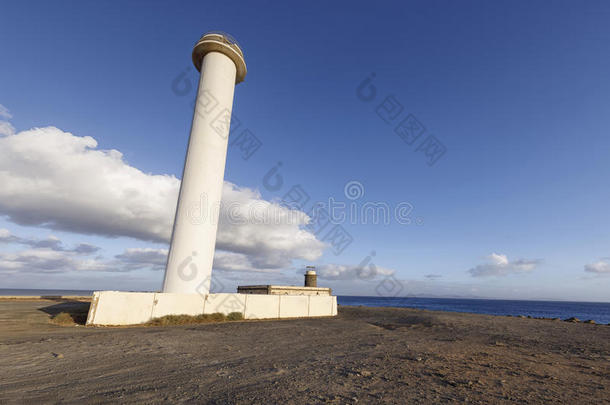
309,295,335,317
244,294,279,319
203,293,246,315
151,293,205,318
279,295,309,318
86,291,337,326
87,291,155,326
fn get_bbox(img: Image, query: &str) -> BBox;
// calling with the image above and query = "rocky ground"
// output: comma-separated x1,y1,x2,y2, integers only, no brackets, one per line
0,299,608,404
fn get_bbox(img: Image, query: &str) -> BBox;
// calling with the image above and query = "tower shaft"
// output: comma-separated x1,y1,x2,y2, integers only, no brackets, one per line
163,33,246,294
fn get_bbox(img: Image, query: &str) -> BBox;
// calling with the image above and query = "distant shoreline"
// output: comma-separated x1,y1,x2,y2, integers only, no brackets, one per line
1,290,609,323
1,295,608,325
1,289,608,304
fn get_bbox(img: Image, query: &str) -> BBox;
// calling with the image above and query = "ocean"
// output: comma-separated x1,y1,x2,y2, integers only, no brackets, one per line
338,296,610,324
2,289,608,324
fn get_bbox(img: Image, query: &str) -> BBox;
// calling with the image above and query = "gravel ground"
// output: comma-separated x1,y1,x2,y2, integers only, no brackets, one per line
0,300,608,404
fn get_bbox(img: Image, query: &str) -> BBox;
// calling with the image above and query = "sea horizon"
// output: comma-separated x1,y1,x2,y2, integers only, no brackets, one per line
2,288,608,304
3,288,608,324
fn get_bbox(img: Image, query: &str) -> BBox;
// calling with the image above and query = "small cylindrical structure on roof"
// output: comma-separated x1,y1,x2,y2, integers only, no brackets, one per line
304,266,317,287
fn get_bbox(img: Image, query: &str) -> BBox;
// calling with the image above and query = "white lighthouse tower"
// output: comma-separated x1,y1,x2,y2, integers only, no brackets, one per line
162,32,247,294
85,33,337,326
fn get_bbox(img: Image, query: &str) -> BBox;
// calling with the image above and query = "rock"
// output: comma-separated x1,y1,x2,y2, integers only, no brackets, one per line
564,317,580,323
51,353,63,359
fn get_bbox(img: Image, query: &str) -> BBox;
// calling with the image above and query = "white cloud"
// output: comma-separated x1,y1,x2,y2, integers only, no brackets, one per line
0,126,178,241
0,230,295,276
110,248,293,274
0,247,111,274
215,184,323,268
0,125,325,271
0,228,100,254
314,263,394,280
211,250,288,273
0,104,12,120
584,259,610,275
0,121,15,136
0,105,14,136
114,248,168,271
0,249,77,273
0,232,162,274
0,228,19,243
213,250,265,272
468,253,539,277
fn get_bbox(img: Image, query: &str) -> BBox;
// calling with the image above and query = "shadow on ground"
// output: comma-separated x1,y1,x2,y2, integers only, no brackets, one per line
38,301,91,325
368,314,437,330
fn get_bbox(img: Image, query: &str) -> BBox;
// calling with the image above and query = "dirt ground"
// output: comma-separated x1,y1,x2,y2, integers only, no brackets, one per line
0,299,608,404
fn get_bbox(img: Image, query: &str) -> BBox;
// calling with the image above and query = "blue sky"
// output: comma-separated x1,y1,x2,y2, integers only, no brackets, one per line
1,0,609,301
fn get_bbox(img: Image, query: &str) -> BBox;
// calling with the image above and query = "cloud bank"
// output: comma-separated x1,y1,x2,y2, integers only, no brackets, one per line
0,228,99,254
0,229,309,276
0,229,166,274
0,117,324,271
468,253,539,277
314,263,394,280
584,259,610,275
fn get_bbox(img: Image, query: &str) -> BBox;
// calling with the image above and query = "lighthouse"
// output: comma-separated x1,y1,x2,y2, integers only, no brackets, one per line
162,32,247,294
86,32,337,326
